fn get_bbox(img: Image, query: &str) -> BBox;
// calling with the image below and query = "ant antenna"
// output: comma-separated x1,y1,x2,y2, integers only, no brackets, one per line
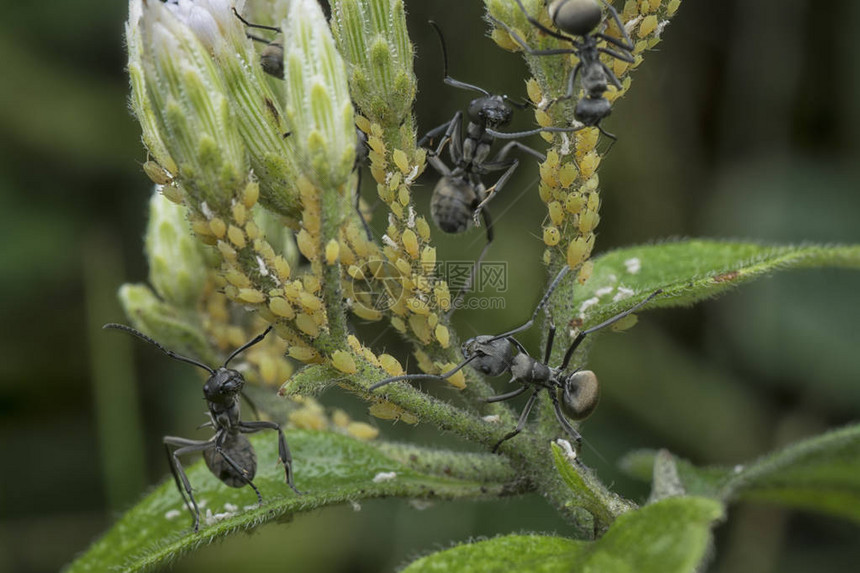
368,354,478,391
104,323,215,375
428,20,490,97
232,7,280,33
223,325,273,367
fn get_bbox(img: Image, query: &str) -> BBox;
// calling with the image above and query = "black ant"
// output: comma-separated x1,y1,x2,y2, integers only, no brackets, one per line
369,266,660,452
491,0,635,141
421,21,575,307
104,323,300,532
232,8,373,239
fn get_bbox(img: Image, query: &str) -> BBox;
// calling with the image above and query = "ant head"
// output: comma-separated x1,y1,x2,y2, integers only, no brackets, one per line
558,369,599,421
462,335,514,377
204,368,246,404
548,0,604,38
468,95,513,128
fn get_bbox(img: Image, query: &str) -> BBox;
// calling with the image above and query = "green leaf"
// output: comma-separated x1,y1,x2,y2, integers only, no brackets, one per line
67,430,512,573
402,497,722,573
564,240,860,325
620,423,860,523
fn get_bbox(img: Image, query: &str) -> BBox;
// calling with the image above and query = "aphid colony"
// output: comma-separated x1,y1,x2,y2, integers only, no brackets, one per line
119,0,658,531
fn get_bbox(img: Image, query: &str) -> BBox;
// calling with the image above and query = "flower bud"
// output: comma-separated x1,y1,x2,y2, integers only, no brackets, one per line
282,0,356,189
145,187,209,308
331,0,416,125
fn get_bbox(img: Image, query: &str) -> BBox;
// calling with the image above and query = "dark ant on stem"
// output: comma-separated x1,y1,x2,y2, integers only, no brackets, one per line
104,323,301,532
420,21,576,308
491,0,635,142
232,7,373,239
369,266,661,452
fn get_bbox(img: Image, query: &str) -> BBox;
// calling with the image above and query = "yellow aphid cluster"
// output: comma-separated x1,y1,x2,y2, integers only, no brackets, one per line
289,398,380,440
368,400,419,425
353,116,452,348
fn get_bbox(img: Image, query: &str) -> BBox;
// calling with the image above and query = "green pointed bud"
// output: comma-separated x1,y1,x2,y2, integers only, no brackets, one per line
132,0,248,213
126,0,176,175
118,283,217,365
282,0,356,189
331,0,416,125
145,187,208,308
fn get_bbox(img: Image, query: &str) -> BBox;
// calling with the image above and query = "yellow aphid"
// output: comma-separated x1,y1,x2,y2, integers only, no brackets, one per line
583,176,600,192
379,354,404,377
370,122,384,138
414,349,434,373
303,212,321,235
587,192,600,211
282,281,302,302
535,109,552,128
377,183,394,204
576,128,600,154
565,192,585,214
613,58,629,79
227,225,246,249
490,27,518,52
299,292,323,312
242,181,260,208
434,283,451,310
352,304,383,321
391,316,407,333
245,221,260,241
416,217,431,241
543,249,552,266
231,203,247,226
579,209,600,233
407,297,431,316
237,288,265,304
409,314,432,344
370,164,387,184
401,229,419,259
443,364,466,390
543,226,561,246
303,274,321,293
347,422,379,441
435,324,450,348
611,314,639,332
332,350,358,374
392,149,410,174
355,115,371,134
539,183,553,203
390,202,404,219
566,235,595,269
526,78,542,105
668,0,681,17
347,334,363,353
160,183,183,204
225,269,251,288
297,229,316,259
289,409,327,431
548,201,565,226
398,185,410,207
311,309,327,327
257,354,278,386
420,246,436,268
325,239,340,265
332,409,351,428
362,347,380,367
254,239,275,261
639,15,658,38
558,163,578,188
368,136,386,156
579,152,601,178
387,171,402,191
209,218,227,238
295,313,320,337
348,265,365,280
289,346,320,362
427,313,438,329
143,161,172,185
269,297,295,319
577,260,594,284
368,402,418,425
190,220,212,237
274,256,291,280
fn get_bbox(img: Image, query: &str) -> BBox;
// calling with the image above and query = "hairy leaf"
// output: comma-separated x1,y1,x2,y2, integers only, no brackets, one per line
402,497,722,573
621,423,860,523
67,430,513,573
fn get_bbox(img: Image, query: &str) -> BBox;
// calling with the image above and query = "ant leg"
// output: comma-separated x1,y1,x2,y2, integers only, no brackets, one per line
369,354,478,391
596,0,636,53
418,117,454,150
483,383,528,403
472,159,518,226
549,392,583,446
488,126,583,142
560,290,662,370
164,436,216,532
213,433,264,505
486,140,546,163
546,62,582,111
544,321,556,364
488,266,571,343
492,389,541,453
239,420,302,494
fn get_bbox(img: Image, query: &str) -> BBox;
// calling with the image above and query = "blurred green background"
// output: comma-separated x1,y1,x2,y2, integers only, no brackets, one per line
2,1,860,572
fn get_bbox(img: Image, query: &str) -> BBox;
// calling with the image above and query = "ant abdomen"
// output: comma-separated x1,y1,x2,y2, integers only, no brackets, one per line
549,0,603,37
559,370,600,421
204,433,257,488
431,176,478,234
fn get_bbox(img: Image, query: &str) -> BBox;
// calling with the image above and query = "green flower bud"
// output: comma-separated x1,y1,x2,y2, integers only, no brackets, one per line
132,0,248,212
282,0,356,189
331,0,416,125
145,187,208,308
118,283,216,364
